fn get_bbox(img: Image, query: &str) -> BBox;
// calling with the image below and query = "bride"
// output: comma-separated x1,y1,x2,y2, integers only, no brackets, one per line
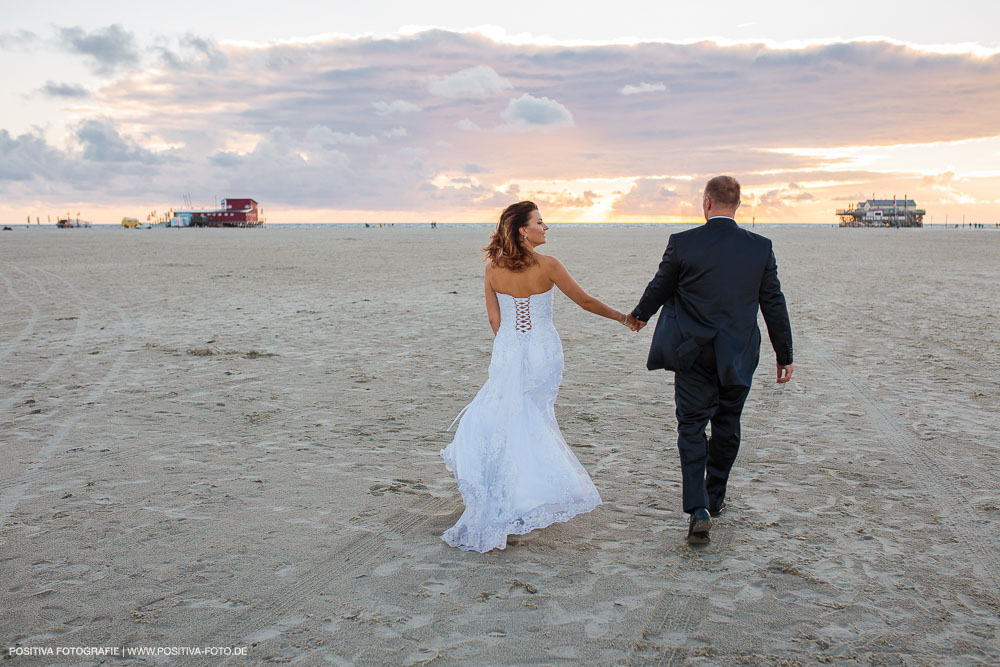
441,201,630,552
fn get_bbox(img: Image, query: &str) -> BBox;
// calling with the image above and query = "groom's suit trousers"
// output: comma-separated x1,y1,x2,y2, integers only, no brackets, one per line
673,343,751,513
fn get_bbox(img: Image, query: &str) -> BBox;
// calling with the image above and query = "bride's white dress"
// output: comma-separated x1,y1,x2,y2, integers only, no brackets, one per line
441,287,602,552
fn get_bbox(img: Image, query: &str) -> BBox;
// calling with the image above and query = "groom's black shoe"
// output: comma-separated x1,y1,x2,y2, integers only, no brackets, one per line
709,501,727,518
687,508,711,544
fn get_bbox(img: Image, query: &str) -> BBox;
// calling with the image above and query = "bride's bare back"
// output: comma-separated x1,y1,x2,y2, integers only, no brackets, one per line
483,253,624,335
487,259,554,297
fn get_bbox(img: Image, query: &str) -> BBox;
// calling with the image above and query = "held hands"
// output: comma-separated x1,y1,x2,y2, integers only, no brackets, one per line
776,363,794,383
624,313,646,332
612,308,645,331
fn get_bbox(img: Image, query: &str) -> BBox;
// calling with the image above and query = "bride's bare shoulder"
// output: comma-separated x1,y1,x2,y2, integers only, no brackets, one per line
485,262,516,290
536,254,566,275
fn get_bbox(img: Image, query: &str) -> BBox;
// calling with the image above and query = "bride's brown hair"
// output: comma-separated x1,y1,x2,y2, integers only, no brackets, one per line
483,201,538,271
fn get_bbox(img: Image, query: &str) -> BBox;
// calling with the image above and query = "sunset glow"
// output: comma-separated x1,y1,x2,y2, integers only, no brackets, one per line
1,2,997,224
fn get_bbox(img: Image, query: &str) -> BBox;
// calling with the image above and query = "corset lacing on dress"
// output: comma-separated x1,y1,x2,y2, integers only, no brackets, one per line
513,297,532,333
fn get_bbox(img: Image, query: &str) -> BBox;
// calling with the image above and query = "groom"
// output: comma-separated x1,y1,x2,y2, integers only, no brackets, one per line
626,175,793,544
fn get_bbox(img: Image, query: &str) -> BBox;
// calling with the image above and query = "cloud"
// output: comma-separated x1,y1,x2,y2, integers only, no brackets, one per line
209,151,241,167
620,82,666,95
59,24,140,74
305,126,378,147
613,178,693,215
429,65,512,98
465,183,522,209
373,100,421,115
0,29,38,49
501,94,574,130
74,119,161,163
921,171,956,187
8,29,1000,220
157,34,228,70
0,125,163,194
206,127,357,202
832,191,868,202
538,190,598,208
41,81,90,98
200,126,443,209
749,187,817,216
0,129,61,182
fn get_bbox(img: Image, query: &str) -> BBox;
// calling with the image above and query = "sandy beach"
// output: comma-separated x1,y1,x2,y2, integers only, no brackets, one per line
1,223,998,665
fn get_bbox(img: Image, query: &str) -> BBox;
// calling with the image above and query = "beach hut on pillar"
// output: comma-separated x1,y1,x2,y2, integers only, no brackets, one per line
836,197,925,228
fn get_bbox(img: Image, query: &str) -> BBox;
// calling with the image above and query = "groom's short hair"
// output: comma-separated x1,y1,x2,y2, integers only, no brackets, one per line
705,176,741,207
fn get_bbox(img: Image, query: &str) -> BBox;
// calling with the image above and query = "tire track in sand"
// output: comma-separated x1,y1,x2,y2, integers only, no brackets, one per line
798,290,997,492
0,424,236,493
804,290,1000,383
0,270,39,363
0,269,89,413
0,268,133,531
172,494,453,666
803,332,1000,593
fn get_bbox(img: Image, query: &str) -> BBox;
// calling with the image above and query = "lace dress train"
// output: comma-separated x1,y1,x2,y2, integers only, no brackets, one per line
441,288,601,553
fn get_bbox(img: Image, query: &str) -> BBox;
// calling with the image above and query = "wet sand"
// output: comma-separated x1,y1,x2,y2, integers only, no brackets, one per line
1,224,998,664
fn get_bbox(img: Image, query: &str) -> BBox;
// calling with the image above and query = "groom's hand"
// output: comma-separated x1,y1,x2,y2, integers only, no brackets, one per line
776,363,794,383
625,313,646,331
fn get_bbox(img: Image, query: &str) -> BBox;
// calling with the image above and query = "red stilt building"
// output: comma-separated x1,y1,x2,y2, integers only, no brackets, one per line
170,198,262,227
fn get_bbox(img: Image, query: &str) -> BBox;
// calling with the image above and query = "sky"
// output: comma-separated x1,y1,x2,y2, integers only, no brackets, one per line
1,1,998,224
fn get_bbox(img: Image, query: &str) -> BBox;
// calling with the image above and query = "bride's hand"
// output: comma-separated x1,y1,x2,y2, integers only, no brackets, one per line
625,313,646,331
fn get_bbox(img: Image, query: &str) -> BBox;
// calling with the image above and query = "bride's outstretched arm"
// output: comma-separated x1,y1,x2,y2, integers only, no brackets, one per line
545,256,627,324
484,274,501,335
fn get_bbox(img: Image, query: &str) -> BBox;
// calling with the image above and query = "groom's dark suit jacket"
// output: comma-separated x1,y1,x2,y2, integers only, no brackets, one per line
632,217,793,387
